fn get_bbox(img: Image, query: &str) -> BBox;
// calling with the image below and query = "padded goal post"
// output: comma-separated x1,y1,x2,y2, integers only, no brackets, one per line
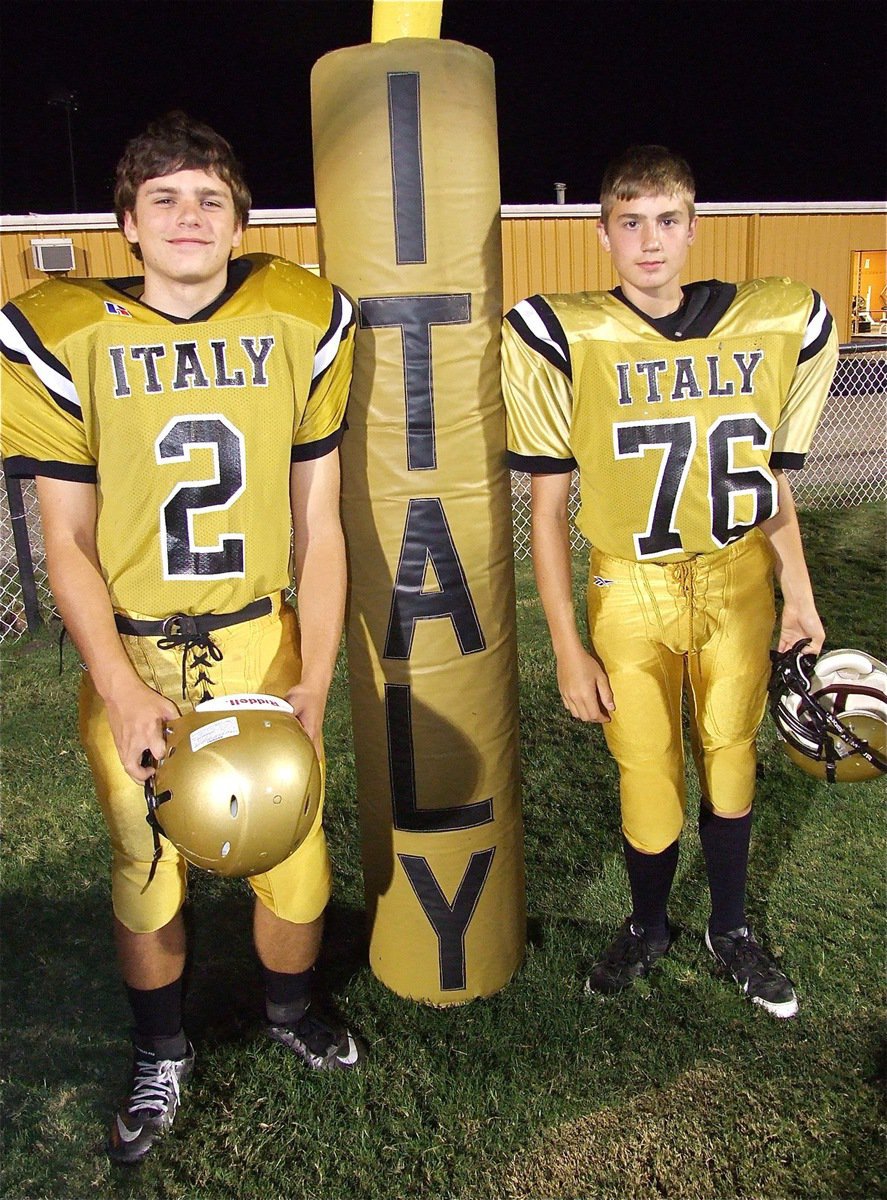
311,30,526,1004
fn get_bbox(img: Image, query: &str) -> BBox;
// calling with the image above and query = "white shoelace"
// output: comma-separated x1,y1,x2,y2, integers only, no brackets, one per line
128,1058,184,1117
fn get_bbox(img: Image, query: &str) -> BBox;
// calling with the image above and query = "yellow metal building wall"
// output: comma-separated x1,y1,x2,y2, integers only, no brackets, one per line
686,215,752,289
502,217,603,301
239,223,319,266
753,213,887,344
3,214,883,340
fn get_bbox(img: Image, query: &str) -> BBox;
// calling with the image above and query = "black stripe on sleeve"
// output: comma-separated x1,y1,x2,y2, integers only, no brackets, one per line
505,296,572,381
798,291,833,365
2,456,97,483
290,419,347,463
507,450,577,474
769,451,805,471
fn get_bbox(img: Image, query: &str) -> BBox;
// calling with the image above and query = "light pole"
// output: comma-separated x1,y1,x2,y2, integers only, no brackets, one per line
48,91,79,211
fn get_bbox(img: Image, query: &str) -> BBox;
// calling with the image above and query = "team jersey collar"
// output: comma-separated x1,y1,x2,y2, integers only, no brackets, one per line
611,279,738,341
103,256,256,324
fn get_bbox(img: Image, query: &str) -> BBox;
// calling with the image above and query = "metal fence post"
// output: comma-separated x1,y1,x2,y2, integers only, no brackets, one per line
2,465,43,634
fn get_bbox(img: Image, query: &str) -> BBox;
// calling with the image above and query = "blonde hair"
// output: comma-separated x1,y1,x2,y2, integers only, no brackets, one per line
600,145,696,225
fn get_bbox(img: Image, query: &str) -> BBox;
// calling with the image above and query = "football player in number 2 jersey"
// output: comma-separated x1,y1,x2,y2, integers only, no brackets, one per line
0,113,365,1165
502,145,838,1018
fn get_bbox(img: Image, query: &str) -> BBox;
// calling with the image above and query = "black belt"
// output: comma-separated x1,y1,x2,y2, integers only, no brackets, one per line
114,596,274,638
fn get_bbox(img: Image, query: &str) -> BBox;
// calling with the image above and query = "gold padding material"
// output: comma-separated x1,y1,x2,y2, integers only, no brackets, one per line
312,38,525,1003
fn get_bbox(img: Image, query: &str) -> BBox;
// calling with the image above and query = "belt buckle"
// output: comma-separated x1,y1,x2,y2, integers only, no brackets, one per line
162,614,198,638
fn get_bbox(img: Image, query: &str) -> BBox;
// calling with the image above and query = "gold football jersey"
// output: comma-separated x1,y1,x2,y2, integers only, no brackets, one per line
502,278,838,560
1,254,354,616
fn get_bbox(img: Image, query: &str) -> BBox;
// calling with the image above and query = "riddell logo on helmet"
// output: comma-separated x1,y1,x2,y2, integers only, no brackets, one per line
197,693,293,712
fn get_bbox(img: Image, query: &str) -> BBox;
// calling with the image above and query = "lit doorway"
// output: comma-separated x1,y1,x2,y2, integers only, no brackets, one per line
851,249,886,338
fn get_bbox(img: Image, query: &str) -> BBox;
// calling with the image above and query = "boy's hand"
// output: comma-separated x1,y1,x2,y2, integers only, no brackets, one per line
104,679,181,783
556,645,615,723
777,603,826,655
284,681,327,757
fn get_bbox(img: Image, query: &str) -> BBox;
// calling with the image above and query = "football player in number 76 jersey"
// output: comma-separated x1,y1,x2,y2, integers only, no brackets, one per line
501,144,838,1018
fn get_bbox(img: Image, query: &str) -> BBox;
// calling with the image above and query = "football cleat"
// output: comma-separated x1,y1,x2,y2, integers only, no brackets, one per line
266,1004,366,1070
769,642,887,783
146,694,322,877
107,1041,195,1165
706,925,798,1019
584,918,674,995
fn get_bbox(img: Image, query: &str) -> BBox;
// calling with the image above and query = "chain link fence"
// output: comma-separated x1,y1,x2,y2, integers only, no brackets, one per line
2,345,885,643
0,475,49,640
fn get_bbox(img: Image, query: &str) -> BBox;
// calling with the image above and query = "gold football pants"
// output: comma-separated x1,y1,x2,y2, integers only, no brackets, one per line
586,529,776,854
79,598,332,933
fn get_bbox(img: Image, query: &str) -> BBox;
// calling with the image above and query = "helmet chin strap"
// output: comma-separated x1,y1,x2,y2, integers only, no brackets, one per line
768,639,817,736
824,738,838,784
769,638,817,691
141,753,172,890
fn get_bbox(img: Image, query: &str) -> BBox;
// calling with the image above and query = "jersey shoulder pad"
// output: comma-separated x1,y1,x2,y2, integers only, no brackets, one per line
538,290,617,336
3,277,119,348
544,289,612,317
241,253,339,330
736,276,814,316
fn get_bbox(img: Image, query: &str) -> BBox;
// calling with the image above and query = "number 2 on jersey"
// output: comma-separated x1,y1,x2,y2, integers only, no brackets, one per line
155,416,246,579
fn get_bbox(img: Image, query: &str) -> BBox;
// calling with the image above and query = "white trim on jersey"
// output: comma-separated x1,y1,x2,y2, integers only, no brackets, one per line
512,299,570,373
312,289,354,384
0,309,83,420
803,292,827,350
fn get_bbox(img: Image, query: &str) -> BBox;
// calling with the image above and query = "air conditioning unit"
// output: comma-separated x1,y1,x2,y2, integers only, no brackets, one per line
31,238,76,274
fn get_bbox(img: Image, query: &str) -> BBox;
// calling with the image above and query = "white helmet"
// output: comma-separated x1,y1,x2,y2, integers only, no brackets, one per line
769,642,887,783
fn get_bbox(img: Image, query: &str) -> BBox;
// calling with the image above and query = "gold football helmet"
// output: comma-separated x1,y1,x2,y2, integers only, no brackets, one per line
769,642,887,783
148,694,321,876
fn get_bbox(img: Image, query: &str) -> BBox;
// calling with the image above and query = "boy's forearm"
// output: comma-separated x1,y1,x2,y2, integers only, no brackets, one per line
760,471,815,607
293,526,346,697
760,470,825,652
530,475,585,657
289,451,347,744
36,478,140,697
530,474,615,722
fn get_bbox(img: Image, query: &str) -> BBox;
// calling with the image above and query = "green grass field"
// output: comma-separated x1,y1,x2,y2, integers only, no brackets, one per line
2,505,885,1200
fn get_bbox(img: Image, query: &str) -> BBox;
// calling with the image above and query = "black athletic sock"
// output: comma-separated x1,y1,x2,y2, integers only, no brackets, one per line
126,977,187,1057
699,805,753,936
262,965,315,1026
622,835,679,945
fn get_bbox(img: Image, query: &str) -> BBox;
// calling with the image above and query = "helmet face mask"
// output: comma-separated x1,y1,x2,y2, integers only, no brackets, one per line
148,694,322,876
769,643,887,783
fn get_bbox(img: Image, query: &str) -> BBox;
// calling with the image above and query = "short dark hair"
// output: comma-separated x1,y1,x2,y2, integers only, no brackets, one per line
600,145,696,225
114,112,251,256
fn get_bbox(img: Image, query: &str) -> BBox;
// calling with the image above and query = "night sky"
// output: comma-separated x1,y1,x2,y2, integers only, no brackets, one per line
1,0,884,214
